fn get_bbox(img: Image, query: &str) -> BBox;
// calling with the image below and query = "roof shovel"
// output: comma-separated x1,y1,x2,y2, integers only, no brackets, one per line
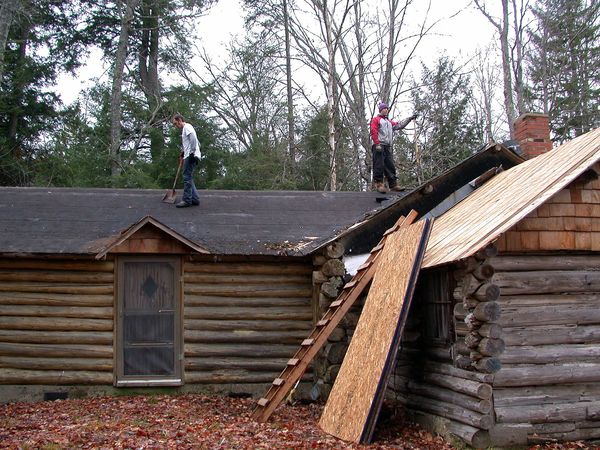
162,158,183,203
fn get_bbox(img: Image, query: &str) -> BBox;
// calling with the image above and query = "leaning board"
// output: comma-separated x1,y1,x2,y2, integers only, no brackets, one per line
318,218,432,443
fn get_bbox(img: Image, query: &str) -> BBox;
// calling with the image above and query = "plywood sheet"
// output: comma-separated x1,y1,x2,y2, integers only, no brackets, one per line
318,219,431,443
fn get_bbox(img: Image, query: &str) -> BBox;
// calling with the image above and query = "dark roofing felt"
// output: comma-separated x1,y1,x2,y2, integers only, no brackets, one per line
0,188,404,256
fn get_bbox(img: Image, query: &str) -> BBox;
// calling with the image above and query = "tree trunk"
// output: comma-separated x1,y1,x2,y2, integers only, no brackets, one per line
139,0,164,163
6,21,30,158
475,0,516,137
511,0,526,115
0,0,20,82
283,0,295,166
499,0,516,136
109,0,140,180
379,0,398,103
324,1,337,191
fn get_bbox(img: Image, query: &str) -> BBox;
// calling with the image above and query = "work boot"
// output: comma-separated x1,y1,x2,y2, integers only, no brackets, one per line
374,182,387,193
389,185,405,192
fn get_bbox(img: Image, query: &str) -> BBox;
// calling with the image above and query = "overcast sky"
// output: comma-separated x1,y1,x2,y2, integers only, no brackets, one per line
57,0,500,106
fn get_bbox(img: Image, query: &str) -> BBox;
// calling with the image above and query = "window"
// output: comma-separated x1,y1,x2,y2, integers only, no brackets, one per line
416,268,454,345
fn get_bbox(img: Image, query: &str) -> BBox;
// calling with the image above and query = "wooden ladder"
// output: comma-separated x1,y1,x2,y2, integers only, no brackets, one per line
252,210,418,423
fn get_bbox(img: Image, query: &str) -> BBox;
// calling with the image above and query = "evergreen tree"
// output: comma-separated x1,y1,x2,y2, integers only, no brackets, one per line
397,56,482,186
296,107,331,191
0,0,88,185
528,0,600,142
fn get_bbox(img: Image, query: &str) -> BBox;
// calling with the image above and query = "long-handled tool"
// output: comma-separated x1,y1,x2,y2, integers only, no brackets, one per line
162,158,183,203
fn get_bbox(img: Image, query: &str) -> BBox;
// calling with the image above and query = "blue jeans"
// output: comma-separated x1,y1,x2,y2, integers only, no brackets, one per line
182,156,199,204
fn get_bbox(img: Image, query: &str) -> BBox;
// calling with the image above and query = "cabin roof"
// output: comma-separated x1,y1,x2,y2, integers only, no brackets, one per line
0,143,523,258
0,188,406,257
423,127,600,268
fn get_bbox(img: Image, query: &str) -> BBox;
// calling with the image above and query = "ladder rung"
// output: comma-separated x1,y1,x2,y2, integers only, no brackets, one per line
272,378,285,386
357,261,372,271
372,242,384,252
329,299,343,308
343,279,357,289
257,398,269,407
287,358,300,366
317,318,330,327
301,338,314,346
384,225,399,236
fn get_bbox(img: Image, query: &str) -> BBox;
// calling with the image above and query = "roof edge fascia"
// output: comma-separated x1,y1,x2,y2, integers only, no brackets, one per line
94,215,210,259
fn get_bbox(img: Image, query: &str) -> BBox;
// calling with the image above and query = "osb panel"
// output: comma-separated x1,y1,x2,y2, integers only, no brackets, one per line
319,220,429,443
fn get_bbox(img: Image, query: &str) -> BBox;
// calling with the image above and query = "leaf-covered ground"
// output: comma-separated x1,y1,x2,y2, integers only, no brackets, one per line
0,394,597,449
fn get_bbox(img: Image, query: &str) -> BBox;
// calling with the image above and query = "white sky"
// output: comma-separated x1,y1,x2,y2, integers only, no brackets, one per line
57,0,500,106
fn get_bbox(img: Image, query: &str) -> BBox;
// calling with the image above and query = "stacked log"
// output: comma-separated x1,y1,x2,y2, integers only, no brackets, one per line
0,258,114,386
310,242,352,398
404,362,494,448
183,258,313,386
452,244,504,374
487,254,600,445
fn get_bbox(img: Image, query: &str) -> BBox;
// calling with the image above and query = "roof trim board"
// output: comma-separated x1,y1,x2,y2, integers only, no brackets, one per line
94,215,210,259
422,127,600,268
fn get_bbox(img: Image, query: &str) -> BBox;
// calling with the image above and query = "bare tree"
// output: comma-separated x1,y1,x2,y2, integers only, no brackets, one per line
474,0,530,137
282,0,296,164
109,0,140,179
243,0,298,170
190,39,287,154
285,0,355,190
470,45,505,143
287,0,438,190
511,0,530,115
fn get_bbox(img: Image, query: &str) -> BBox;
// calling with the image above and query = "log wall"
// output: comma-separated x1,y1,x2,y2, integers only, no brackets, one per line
386,250,499,448
489,254,600,445
0,258,115,386
182,258,314,388
309,243,354,400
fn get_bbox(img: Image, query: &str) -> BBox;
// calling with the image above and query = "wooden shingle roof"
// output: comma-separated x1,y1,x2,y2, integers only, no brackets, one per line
422,127,600,268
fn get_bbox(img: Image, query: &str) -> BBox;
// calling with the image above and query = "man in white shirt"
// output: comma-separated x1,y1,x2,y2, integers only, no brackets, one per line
172,114,202,207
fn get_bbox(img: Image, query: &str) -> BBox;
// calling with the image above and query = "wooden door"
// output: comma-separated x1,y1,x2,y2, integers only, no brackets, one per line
116,257,182,386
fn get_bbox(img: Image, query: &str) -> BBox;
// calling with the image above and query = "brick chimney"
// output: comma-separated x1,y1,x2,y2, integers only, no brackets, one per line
514,113,552,159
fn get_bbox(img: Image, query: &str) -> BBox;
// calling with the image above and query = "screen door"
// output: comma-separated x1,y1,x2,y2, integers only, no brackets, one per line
116,257,182,386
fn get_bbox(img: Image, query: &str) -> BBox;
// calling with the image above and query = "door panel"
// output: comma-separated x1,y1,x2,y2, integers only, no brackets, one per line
117,258,181,385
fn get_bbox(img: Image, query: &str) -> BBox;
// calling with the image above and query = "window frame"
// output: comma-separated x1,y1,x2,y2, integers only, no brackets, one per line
418,268,455,346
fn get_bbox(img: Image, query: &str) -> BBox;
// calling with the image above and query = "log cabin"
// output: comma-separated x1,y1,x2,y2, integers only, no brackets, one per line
391,116,600,447
5,113,600,448
0,142,521,404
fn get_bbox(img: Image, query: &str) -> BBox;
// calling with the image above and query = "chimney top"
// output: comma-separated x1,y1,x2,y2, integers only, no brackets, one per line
514,113,552,159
